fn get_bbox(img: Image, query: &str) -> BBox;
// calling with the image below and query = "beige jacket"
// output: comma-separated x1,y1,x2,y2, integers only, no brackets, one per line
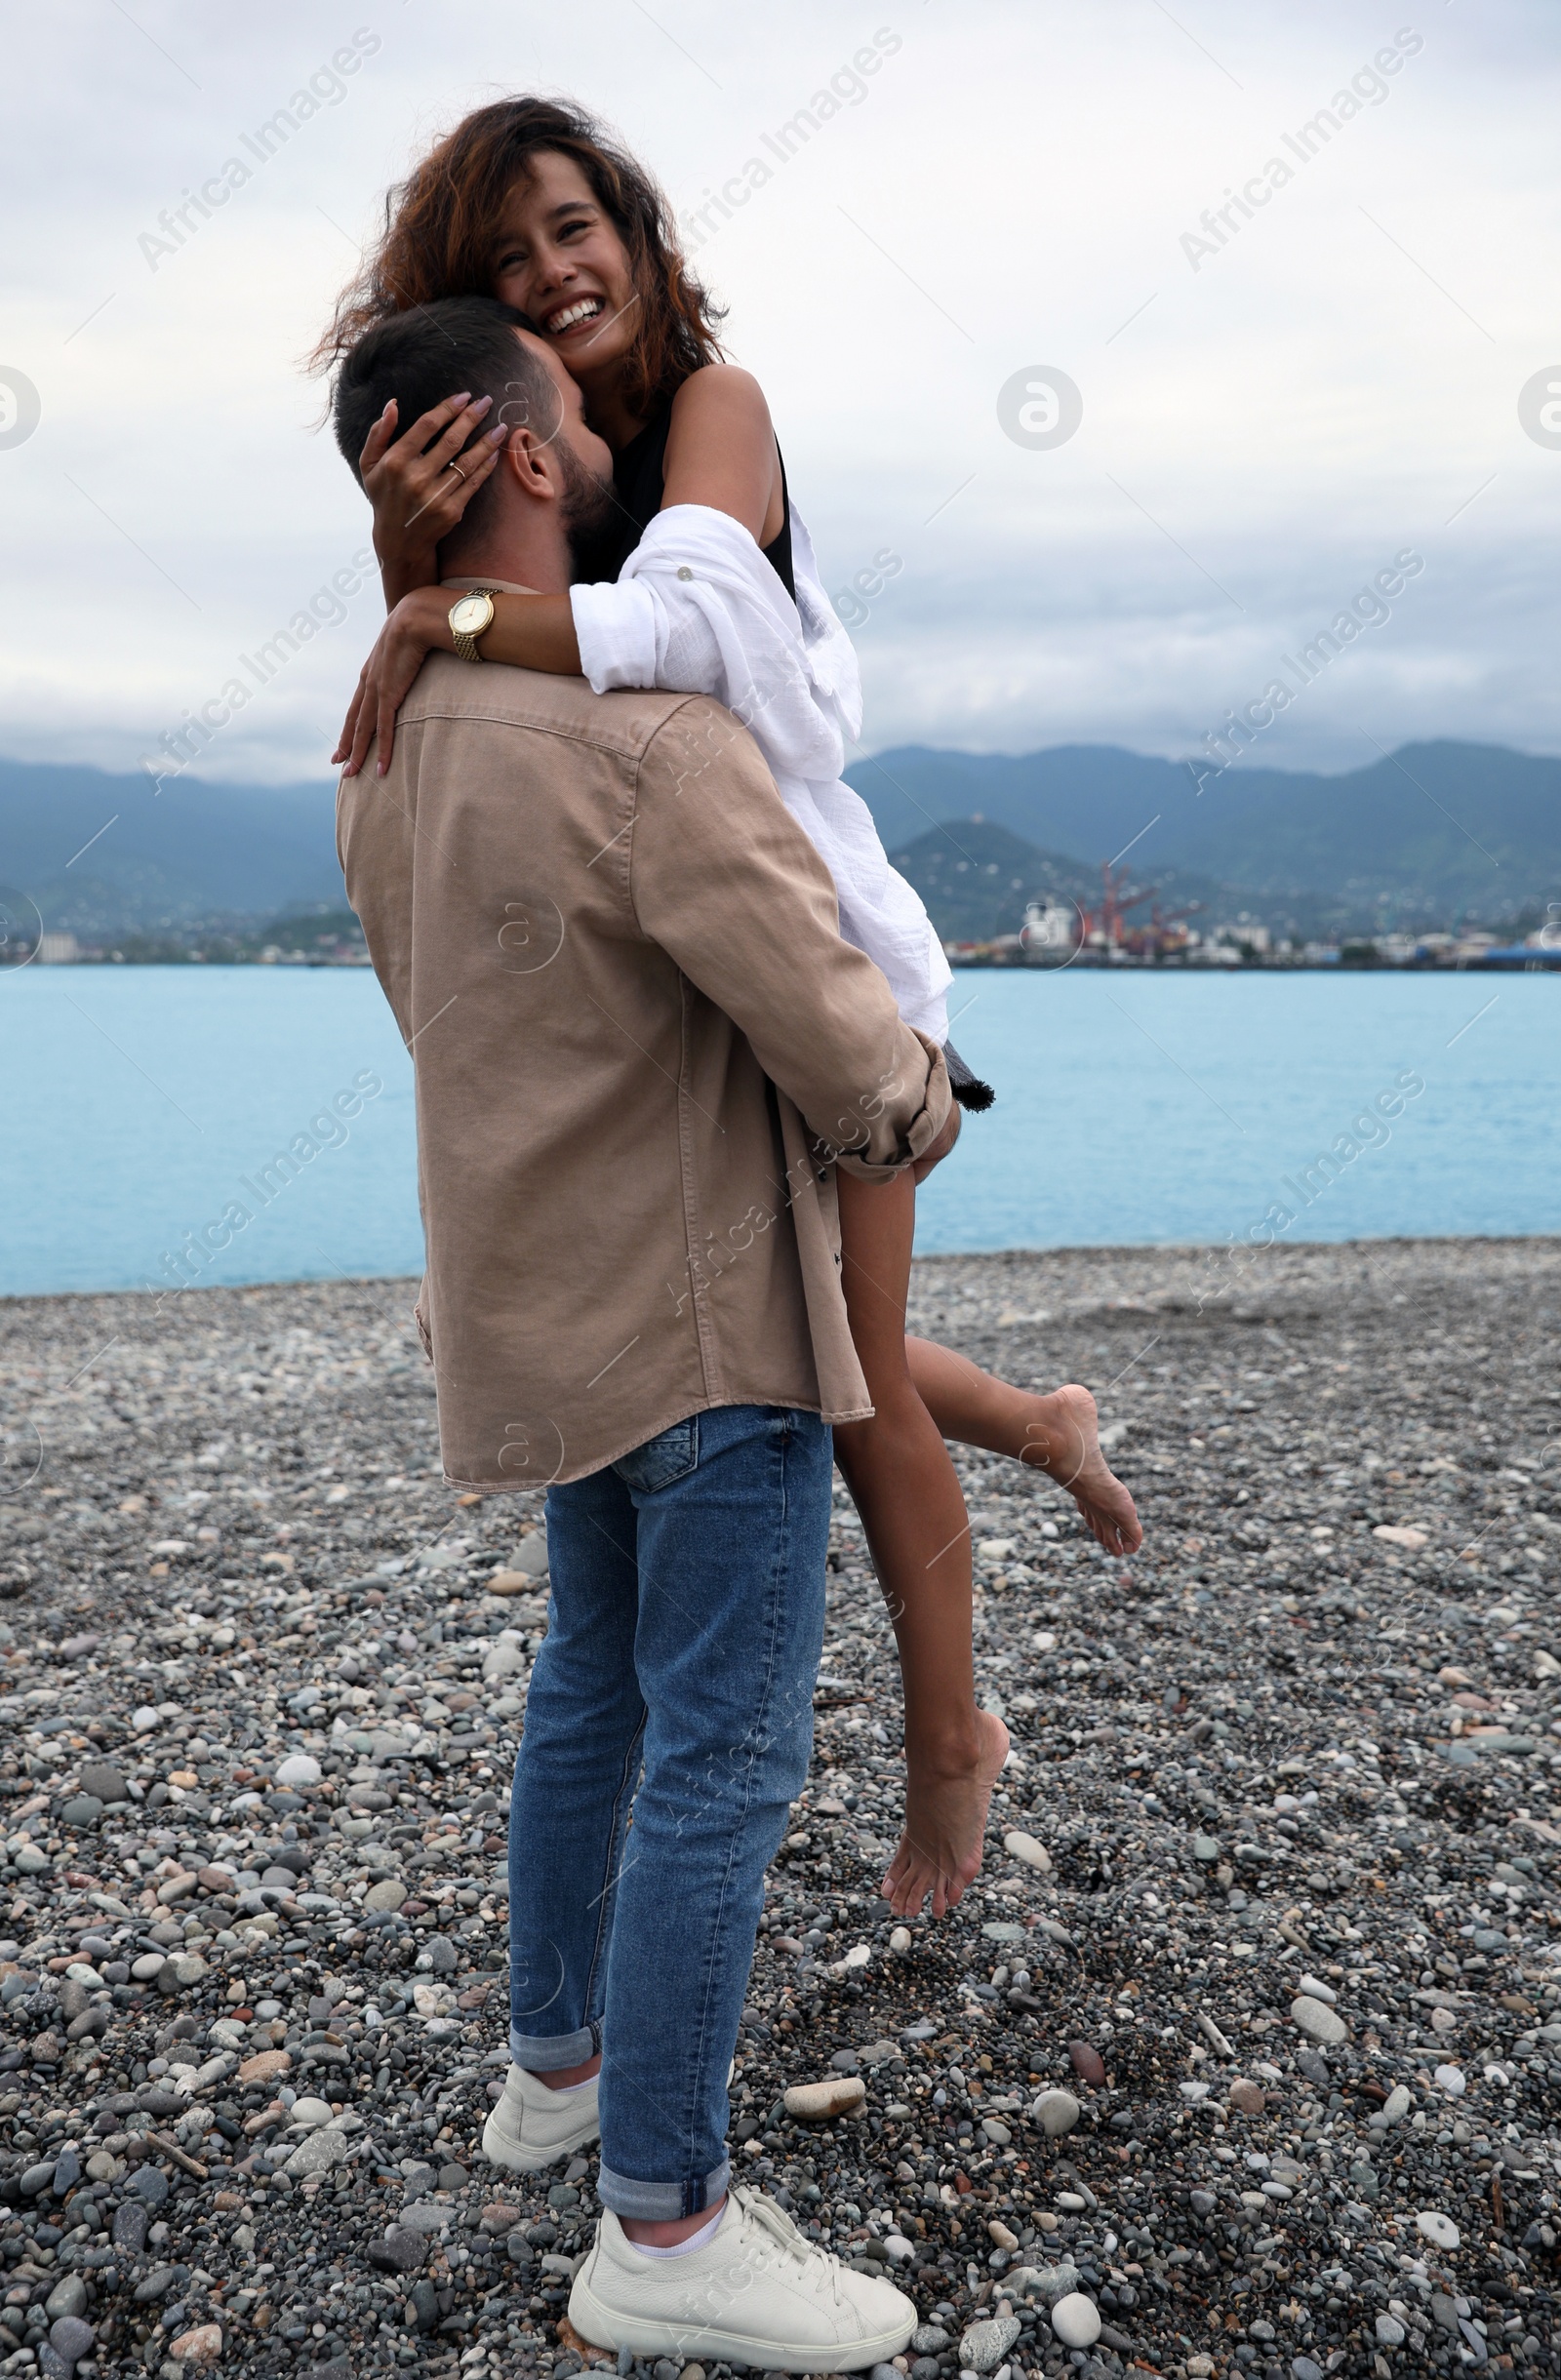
337,652,949,1488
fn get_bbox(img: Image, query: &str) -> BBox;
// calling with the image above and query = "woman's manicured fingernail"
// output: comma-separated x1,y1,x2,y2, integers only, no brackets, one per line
470,394,492,414
487,423,507,441
449,390,471,406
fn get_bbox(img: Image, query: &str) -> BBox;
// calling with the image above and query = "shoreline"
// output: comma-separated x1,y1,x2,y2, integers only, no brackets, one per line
6,1231,1561,1317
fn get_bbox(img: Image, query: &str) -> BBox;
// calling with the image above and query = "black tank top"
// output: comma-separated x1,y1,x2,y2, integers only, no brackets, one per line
610,398,796,600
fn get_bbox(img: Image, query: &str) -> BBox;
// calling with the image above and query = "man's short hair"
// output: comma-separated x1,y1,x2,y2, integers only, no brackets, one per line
333,296,562,546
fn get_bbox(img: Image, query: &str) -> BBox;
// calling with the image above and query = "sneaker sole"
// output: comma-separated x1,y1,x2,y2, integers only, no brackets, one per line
567,2272,915,2371
481,2102,600,2174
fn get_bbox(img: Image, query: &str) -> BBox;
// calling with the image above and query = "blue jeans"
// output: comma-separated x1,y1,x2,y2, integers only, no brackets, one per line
506,1403,832,2219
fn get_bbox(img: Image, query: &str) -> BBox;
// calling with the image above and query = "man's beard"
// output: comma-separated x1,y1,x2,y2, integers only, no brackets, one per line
559,445,626,585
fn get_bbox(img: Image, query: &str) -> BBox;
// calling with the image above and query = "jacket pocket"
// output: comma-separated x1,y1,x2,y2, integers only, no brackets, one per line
614,1414,700,1495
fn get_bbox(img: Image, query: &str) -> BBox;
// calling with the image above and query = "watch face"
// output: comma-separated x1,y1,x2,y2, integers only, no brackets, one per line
450,594,493,635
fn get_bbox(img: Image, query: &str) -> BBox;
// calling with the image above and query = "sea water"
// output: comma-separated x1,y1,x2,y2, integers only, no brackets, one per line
2,966,1553,1297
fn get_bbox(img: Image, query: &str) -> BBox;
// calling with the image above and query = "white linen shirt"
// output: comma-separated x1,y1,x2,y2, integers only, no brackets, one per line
570,501,952,1042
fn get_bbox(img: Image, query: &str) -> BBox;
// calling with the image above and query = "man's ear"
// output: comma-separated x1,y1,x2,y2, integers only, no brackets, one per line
505,427,557,502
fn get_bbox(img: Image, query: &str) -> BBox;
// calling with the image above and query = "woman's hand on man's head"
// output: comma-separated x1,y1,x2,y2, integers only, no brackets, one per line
361,390,507,608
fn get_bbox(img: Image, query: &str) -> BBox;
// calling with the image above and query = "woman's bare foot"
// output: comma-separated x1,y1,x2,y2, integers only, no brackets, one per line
1020,1382,1141,1554
881,1709,1010,1920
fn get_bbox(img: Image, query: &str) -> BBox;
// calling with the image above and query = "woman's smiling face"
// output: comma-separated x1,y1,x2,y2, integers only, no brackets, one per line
490,150,639,384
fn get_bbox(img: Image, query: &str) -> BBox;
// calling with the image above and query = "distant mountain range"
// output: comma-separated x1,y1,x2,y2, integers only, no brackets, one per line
0,758,340,939
849,739,1561,936
1,738,1557,943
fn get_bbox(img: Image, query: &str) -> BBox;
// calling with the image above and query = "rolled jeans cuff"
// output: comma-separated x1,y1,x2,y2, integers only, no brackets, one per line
596,2155,732,2222
510,2021,599,2071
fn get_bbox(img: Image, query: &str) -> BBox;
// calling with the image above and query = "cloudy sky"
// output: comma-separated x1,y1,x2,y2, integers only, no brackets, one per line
3,0,1558,786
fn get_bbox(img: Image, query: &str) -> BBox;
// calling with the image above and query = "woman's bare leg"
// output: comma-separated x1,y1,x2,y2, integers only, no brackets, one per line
832,1167,1008,1920
906,1336,1142,1554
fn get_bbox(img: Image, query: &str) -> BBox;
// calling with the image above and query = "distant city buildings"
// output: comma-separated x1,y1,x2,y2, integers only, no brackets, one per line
948,907,1561,971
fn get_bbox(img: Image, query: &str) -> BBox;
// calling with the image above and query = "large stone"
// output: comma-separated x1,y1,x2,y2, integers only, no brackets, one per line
1050,2294,1102,2350
60,1795,103,1829
1291,1995,1347,2045
1228,2079,1266,2116
48,2316,95,2364
113,2201,149,2253
959,2316,1021,2372
286,2126,348,2178
368,2227,427,2273
1068,2040,1106,2085
1417,2209,1460,2250
44,2277,87,2322
169,2323,222,2365
78,1762,129,1804
363,1879,406,1914
1002,1830,1051,1871
1008,2262,1081,2305
274,1754,321,1789
1031,2088,1081,2137
783,2076,865,2122
397,2201,454,2235
238,2049,291,2085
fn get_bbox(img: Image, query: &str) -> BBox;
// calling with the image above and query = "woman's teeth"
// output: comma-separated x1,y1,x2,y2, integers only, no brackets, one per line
549,298,604,333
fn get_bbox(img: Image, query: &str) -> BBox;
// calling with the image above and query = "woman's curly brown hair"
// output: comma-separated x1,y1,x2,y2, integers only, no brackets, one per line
312,96,725,417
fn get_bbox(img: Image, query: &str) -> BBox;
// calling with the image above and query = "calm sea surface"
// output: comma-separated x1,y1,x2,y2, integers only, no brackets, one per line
3,967,1554,1298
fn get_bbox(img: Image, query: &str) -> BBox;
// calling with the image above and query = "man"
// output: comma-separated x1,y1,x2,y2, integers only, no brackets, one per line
334,298,950,2366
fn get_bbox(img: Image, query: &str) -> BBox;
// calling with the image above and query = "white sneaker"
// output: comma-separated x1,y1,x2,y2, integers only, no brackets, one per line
481,2062,599,2173
568,2185,917,2371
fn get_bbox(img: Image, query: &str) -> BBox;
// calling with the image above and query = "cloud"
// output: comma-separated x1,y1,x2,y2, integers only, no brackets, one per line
1,0,1557,782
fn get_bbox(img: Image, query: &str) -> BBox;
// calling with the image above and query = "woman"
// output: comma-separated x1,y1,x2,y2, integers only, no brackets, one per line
319,97,1141,1918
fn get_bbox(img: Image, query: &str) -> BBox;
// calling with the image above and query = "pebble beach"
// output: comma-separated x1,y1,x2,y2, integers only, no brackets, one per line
0,1237,1557,2380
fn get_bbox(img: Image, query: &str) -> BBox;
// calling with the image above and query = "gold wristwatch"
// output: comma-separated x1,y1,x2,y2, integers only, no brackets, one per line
448,588,498,661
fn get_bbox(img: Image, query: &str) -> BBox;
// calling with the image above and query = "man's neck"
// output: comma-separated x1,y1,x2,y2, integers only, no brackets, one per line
439,529,572,596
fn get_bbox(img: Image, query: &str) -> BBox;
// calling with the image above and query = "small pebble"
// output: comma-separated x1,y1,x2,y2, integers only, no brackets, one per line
1227,2078,1266,2116
1068,2040,1106,2084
